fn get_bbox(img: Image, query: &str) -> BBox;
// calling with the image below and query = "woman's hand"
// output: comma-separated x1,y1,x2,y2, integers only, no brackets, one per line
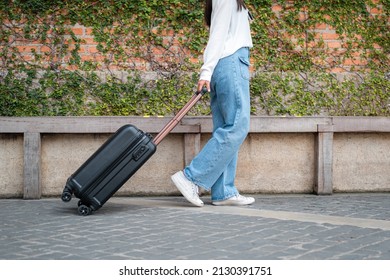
197,79,210,93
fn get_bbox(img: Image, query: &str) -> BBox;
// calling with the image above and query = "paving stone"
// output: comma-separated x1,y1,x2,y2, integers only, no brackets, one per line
1,194,390,260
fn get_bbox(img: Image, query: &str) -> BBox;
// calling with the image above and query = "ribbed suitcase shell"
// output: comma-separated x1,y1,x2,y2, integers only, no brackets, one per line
61,125,156,215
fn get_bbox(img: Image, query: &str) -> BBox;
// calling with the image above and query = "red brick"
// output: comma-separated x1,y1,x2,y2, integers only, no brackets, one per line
327,41,342,49
272,4,282,12
40,46,51,53
71,27,84,36
85,28,94,35
16,45,37,53
82,37,98,45
318,32,340,41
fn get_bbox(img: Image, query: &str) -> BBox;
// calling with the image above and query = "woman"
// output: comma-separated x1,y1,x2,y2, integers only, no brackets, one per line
171,0,255,207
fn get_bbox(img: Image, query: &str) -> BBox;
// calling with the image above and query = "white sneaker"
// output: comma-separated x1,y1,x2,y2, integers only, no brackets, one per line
171,171,204,207
212,194,255,206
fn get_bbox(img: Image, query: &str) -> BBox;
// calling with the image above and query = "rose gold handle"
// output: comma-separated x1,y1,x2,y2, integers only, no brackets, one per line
153,90,207,145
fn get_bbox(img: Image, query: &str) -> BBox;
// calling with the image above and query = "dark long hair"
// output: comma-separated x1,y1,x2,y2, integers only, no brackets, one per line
205,0,246,27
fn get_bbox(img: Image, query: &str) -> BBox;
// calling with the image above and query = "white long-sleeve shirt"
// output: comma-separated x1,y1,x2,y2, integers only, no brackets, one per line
199,0,253,81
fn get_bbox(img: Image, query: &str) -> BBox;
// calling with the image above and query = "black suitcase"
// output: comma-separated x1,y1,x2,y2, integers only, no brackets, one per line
61,89,206,215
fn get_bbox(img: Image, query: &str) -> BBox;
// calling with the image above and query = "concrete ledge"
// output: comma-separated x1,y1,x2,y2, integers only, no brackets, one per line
0,116,389,198
0,116,201,134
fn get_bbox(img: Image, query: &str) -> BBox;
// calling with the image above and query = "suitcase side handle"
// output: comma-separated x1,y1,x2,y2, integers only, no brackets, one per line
153,89,208,145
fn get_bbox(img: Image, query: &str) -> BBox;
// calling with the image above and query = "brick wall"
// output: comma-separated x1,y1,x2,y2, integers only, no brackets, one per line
6,3,385,74
268,3,383,73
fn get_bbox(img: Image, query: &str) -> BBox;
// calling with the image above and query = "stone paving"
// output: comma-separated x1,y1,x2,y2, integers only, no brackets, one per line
0,193,389,260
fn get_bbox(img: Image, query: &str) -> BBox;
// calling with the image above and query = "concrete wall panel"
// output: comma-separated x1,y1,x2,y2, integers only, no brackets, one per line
333,133,390,192
0,134,24,197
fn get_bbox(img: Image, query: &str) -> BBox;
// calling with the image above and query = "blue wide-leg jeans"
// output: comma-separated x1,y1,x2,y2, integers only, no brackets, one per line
184,47,251,201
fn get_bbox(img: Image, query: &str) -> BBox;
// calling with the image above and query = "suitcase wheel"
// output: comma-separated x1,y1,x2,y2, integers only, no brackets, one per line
61,191,72,202
78,204,92,216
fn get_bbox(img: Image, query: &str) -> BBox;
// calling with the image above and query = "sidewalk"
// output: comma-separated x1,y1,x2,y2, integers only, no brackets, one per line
0,193,389,260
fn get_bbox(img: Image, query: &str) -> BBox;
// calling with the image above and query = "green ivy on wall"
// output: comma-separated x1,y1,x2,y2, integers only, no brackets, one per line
0,0,389,116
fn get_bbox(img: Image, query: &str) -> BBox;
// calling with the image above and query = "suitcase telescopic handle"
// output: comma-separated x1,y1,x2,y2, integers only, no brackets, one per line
153,88,208,145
